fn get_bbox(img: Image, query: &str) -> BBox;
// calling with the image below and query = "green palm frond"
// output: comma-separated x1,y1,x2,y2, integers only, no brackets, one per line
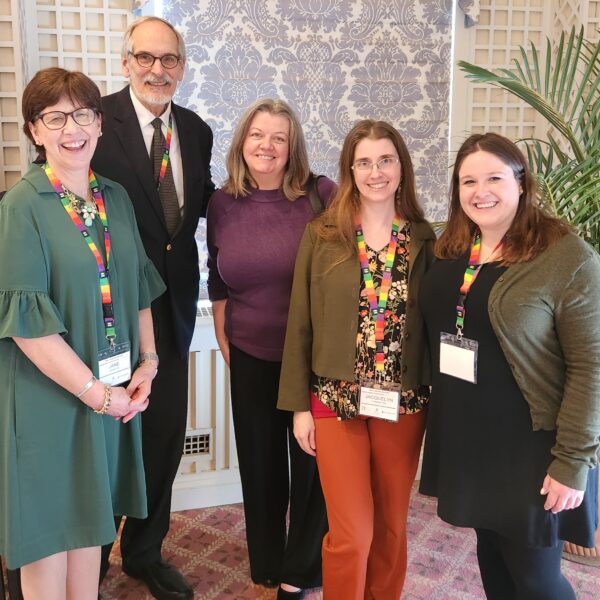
459,26,600,253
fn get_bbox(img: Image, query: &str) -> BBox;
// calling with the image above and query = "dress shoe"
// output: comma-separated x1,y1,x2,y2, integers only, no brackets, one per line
253,577,279,588
277,587,305,600
122,559,193,600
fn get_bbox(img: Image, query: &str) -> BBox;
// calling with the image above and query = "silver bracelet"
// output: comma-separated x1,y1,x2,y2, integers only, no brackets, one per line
138,351,159,366
76,375,97,398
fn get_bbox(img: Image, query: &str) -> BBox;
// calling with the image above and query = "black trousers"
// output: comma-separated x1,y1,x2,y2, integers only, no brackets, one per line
475,528,576,600
102,296,189,570
229,344,327,588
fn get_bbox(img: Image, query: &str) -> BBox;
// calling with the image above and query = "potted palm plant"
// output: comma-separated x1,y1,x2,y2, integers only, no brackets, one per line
458,26,600,253
458,25,600,566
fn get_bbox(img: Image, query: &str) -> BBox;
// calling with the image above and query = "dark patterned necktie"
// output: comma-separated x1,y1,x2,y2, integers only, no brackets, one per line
151,117,181,235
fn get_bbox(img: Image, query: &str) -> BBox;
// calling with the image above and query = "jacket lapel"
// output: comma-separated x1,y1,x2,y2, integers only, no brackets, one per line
112,87,166,228
171,104,191,234
408,220,435,280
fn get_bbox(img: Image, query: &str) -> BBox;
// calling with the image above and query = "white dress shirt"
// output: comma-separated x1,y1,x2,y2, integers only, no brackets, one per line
129,87,184,213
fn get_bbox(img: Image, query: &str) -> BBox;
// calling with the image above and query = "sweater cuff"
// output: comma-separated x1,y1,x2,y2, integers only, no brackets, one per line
547,457,590,492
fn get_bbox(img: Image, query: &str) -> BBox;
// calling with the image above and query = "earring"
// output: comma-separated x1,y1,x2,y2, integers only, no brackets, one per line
98,131,103,137
395,184,402,199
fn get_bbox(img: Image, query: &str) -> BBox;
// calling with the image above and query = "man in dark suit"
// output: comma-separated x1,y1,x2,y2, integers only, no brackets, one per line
92,16,214,600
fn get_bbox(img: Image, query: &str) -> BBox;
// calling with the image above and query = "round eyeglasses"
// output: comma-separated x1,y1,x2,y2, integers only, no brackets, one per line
351,156,400,172
129,51,181,69
36,107,98,130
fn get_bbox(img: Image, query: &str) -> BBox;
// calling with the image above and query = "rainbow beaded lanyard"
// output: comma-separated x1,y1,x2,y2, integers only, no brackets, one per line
43,163,116,347
356,214,401,375
156,113,173,190
455,231,502,337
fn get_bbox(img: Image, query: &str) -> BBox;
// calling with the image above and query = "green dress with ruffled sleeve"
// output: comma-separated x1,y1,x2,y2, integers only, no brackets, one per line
0,164,166,568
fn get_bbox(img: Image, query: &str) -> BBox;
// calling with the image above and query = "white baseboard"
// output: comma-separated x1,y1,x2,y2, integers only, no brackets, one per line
171,469,243,511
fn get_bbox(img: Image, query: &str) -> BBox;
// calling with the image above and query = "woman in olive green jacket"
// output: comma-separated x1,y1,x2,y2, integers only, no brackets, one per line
278,120,434,600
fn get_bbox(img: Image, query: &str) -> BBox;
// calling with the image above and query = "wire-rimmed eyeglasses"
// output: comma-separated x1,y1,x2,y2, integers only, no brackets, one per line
35,107,98,130
129,51,181,69
351,156,400,172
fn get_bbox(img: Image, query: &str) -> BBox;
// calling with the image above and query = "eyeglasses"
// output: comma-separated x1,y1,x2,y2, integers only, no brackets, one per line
351,156,400,172
36,107,98,130
129,51,181,69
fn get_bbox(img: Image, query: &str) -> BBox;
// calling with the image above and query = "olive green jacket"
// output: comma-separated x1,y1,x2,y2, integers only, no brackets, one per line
488,232,600,491
278,220,436,413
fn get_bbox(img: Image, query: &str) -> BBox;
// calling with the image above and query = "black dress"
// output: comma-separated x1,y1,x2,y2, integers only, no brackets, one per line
419,255,597,548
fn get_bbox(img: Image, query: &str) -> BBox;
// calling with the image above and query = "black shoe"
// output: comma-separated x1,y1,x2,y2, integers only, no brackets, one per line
253,578,279,588
122,559,193,600
276,587,305,600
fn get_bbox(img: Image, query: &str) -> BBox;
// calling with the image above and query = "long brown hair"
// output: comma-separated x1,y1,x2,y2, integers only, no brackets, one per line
222,98,310,200
314,119,424,259
437,133,570,262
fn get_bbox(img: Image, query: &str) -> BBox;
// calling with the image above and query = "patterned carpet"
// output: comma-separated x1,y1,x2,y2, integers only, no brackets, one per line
99,488,600,599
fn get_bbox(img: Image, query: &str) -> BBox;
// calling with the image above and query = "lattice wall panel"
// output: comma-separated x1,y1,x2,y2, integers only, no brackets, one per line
584,1,600,40
554,0,581,34
465,0,549,141
34,0,132,96
554,0,600,41
0,0,27,191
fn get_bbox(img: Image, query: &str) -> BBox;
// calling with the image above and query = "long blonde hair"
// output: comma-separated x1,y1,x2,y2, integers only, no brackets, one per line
222,98,310,200
314,119,425,260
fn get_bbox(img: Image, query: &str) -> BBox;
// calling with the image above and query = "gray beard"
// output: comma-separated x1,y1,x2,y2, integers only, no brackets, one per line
137,88,174,106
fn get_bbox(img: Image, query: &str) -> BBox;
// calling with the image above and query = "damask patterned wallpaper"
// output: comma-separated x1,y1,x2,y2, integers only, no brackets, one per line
458,0,480,25
164,0,454,222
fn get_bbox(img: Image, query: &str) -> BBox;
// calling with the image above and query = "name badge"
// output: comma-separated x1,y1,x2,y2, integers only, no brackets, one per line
358,382,400,422
98,341,131,386
439,332,478,383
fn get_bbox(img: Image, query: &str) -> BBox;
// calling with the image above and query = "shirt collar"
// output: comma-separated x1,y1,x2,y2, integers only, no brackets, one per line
129,86,172,129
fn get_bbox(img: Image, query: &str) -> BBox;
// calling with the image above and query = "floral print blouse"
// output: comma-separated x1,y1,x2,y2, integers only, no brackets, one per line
313,223,430,420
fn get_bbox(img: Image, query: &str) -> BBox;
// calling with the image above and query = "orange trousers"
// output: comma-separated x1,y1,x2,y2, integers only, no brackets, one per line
314,411,426,600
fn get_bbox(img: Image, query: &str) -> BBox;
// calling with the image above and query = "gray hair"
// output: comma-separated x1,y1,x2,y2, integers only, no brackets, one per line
121,16,186,62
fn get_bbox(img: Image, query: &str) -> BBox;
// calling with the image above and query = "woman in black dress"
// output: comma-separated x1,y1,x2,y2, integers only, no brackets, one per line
419,133,600,599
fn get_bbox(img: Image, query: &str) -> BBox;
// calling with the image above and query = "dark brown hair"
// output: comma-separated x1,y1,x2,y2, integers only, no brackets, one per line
314,119,424,259
436,132,570,263
22,68,102,159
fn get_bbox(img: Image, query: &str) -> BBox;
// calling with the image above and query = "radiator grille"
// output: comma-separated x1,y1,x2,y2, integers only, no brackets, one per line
196,305,213,318
183,433,210,455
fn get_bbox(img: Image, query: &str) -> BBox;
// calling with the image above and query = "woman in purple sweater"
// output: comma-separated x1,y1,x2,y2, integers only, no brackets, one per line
207,98,335,599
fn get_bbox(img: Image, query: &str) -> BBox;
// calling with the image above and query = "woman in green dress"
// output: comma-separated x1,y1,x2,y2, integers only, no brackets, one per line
0,68,165,599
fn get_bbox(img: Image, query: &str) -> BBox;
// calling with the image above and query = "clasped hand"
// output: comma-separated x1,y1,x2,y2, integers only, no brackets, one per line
109,362,155,423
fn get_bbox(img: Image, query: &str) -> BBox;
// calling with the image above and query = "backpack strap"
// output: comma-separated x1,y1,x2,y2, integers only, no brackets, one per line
306,173,325,215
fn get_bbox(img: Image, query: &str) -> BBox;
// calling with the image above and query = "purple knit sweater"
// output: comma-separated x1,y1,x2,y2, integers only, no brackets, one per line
207,177,336,361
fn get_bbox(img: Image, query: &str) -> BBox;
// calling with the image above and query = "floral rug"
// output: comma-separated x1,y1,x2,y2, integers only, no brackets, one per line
99,488,600,599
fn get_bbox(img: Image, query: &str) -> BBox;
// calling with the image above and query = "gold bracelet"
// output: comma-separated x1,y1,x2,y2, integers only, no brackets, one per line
76,375,97,398
93,385,112,415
